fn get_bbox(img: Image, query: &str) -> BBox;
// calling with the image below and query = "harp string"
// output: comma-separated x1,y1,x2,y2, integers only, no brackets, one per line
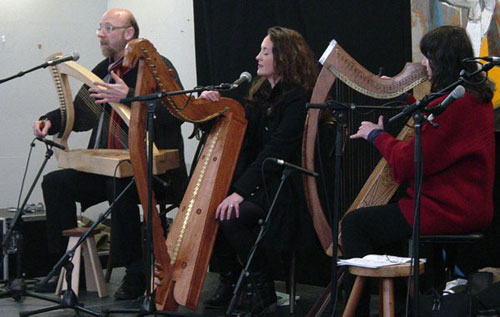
323,78,408,216
77,87,129,148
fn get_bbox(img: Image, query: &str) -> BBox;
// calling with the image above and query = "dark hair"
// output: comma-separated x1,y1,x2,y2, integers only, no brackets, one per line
128,14,140,39
249,26,318,100
420,25,493,102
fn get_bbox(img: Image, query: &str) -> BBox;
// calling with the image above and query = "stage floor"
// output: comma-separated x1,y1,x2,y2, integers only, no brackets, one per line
0,268,338,316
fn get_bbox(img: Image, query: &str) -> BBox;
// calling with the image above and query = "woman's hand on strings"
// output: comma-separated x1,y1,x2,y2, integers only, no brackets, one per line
89,71,129,104
199,90,221,102
350,115,384,140
216,192,244,221
33,119,51,138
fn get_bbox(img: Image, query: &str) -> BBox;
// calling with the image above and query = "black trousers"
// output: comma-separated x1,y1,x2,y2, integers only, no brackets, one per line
41,169,142,268
340,203,413,316
212,200,269,274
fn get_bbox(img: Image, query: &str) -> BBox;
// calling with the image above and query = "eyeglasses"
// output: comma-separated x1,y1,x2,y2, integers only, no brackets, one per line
96,25,130,34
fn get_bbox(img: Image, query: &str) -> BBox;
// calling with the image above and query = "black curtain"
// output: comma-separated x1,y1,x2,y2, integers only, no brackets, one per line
194,0,412,101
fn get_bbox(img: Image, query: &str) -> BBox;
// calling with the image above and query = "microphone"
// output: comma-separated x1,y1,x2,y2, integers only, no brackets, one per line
44,52,80,68
230,71,252,89
480,56,500,64
425,85,465,115
268,158,318,177
36,137,66,150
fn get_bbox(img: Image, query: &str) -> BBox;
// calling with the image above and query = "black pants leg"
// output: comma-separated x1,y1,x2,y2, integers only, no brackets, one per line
42,169,108,258
216,201,268,272
106,177,142,268
42,169,142,268
340,203,412,316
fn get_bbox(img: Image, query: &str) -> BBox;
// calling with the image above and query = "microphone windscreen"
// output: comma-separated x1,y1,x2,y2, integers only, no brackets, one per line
452,85,465,98
241,71,252,82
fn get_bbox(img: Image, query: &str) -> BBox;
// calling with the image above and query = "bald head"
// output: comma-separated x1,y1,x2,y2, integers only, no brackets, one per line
97,8,140,60
102,8,139,39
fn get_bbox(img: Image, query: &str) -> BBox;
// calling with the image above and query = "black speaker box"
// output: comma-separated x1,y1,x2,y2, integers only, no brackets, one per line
0,209,56,279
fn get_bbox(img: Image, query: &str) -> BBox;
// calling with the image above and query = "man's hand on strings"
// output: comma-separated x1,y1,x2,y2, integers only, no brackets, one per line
154,261,163,289
89,71,129,104
350,115,384,140
33,119,51,138
216,192,244,221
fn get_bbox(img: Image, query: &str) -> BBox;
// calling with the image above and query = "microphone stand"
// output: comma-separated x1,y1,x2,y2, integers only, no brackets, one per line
0,59,69,85
306,100,352,316
226,164,317,316
307,100,404,316
20,177,138,317
105,83,248,316
119,84,232,104
330,104,347,317
103,92,195,317
389,96,450,317
410,110,424,317
0,141,64,304
388,60,500,314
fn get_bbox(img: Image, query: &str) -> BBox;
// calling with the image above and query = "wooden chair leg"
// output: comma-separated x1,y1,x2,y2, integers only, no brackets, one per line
306,281,331,317
380,278,395,317
307,268,344,317
56,237,82,296
83,236,108,297
105,227,113,283
105,253,113,283
343,276,366,317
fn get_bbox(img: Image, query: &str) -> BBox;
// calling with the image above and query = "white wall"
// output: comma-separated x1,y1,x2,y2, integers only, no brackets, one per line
0,1,197,219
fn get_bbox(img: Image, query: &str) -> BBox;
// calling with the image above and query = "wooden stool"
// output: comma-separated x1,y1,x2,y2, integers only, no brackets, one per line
343,262,424,317
56,227,108,298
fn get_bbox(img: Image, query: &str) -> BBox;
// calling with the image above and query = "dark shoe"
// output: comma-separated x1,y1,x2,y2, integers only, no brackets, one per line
233,271,277,315
114,273,146,300
204,271,240,309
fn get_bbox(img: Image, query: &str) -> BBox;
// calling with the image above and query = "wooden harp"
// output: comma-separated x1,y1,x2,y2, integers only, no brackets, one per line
302,40,428,256
123,39,247,311
47,54,179,177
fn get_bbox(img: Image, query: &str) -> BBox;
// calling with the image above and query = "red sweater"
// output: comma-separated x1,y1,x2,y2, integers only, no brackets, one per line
374,91,495,234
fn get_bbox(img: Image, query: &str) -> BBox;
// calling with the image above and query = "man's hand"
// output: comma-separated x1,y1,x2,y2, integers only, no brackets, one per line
89,71,129,104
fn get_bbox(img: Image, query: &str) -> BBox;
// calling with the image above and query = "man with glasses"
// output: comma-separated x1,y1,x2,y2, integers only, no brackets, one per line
32,8,187,300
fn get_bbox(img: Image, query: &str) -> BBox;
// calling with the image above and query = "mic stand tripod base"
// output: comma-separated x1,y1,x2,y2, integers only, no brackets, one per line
20,261,100,317
0,279,61,304
0,144,77,309
20,178,139,317
17,258,102,317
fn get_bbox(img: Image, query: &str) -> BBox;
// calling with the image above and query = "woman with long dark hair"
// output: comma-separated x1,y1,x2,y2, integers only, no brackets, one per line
341,25,495,315
201,26,318,314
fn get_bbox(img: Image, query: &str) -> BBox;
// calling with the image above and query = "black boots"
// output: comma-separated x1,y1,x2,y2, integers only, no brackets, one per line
114,272,146,300
233,271,277,316
204,271,240,309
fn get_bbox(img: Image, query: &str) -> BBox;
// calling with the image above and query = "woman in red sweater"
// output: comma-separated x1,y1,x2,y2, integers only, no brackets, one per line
341,25,495,315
